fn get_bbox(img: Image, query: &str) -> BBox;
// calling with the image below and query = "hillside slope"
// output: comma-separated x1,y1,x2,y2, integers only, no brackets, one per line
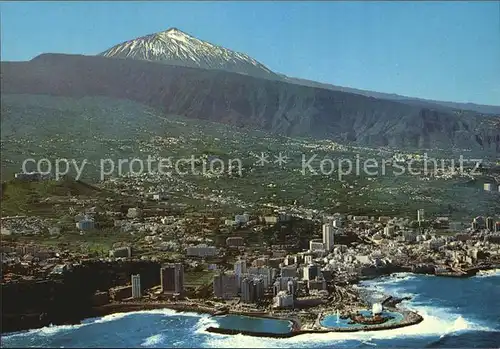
2,94,499,220
97,27,499,115
1,53,499,153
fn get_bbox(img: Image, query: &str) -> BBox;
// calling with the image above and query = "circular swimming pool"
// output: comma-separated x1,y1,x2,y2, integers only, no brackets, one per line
320,310,405,329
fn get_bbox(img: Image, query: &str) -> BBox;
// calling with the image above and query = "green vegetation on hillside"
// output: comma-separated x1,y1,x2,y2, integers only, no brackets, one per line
2,94,499,221
1,178,104,217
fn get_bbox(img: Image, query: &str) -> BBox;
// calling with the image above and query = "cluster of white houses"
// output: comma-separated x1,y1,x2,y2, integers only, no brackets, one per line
224,212,293,227
115,209,500,306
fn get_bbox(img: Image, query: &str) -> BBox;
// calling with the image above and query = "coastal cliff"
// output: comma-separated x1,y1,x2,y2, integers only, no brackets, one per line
1,260,161,333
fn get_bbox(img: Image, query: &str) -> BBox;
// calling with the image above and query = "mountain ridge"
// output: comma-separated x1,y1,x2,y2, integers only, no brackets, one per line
97,27,499,115
2,53,499,154
281,76,500,115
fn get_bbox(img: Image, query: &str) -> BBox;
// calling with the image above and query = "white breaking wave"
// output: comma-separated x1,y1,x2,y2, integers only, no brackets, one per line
3,307,203,340
203,308,488,349
3,323,87,339
475,269,500,278
194,315,219,334
90,307,202,324
141,333,165,347
91,311,135,324
203,305,485,346
203,274,497,348
360,275,415,299
361,273,417,289
5,273,498,347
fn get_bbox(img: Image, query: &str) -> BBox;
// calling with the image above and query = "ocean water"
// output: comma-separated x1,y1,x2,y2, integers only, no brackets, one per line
2,270,500,348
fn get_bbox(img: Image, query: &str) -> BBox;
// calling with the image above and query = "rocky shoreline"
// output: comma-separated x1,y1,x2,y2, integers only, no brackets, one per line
3,265,499,335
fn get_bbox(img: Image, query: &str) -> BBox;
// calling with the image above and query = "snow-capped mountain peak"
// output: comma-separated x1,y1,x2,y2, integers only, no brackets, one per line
99,27,279,79
154,27,192,43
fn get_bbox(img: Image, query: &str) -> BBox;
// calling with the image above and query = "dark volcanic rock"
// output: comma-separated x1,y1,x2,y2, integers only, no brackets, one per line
1,260,161,333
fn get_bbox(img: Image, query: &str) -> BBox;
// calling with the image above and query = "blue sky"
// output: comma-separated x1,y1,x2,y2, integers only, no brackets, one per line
1,1,499,105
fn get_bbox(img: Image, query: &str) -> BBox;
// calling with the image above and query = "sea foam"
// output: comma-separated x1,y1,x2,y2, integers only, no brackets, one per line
203,273,497,348
141,333,165,347
475,269,500,278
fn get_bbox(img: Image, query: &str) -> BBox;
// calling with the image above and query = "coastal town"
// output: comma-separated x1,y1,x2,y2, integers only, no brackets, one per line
2,2,499,346
2,171,500,336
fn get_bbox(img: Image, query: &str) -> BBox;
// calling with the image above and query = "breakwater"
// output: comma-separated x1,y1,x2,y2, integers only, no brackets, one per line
205,310,424,338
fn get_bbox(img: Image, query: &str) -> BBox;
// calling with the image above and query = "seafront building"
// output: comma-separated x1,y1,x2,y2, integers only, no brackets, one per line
131,274,141,299
273,290,294,308
252,257,268,268
213,272,238,299
241,277,265,304
272,276,297,295
161,263,184,295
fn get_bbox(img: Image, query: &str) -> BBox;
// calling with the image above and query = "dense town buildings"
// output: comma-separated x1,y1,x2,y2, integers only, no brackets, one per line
161,263,184,295
2,172,500,323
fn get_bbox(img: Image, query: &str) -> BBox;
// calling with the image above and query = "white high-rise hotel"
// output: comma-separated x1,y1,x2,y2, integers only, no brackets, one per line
322,223,335,251
234,259,247,286
131,274,141,299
